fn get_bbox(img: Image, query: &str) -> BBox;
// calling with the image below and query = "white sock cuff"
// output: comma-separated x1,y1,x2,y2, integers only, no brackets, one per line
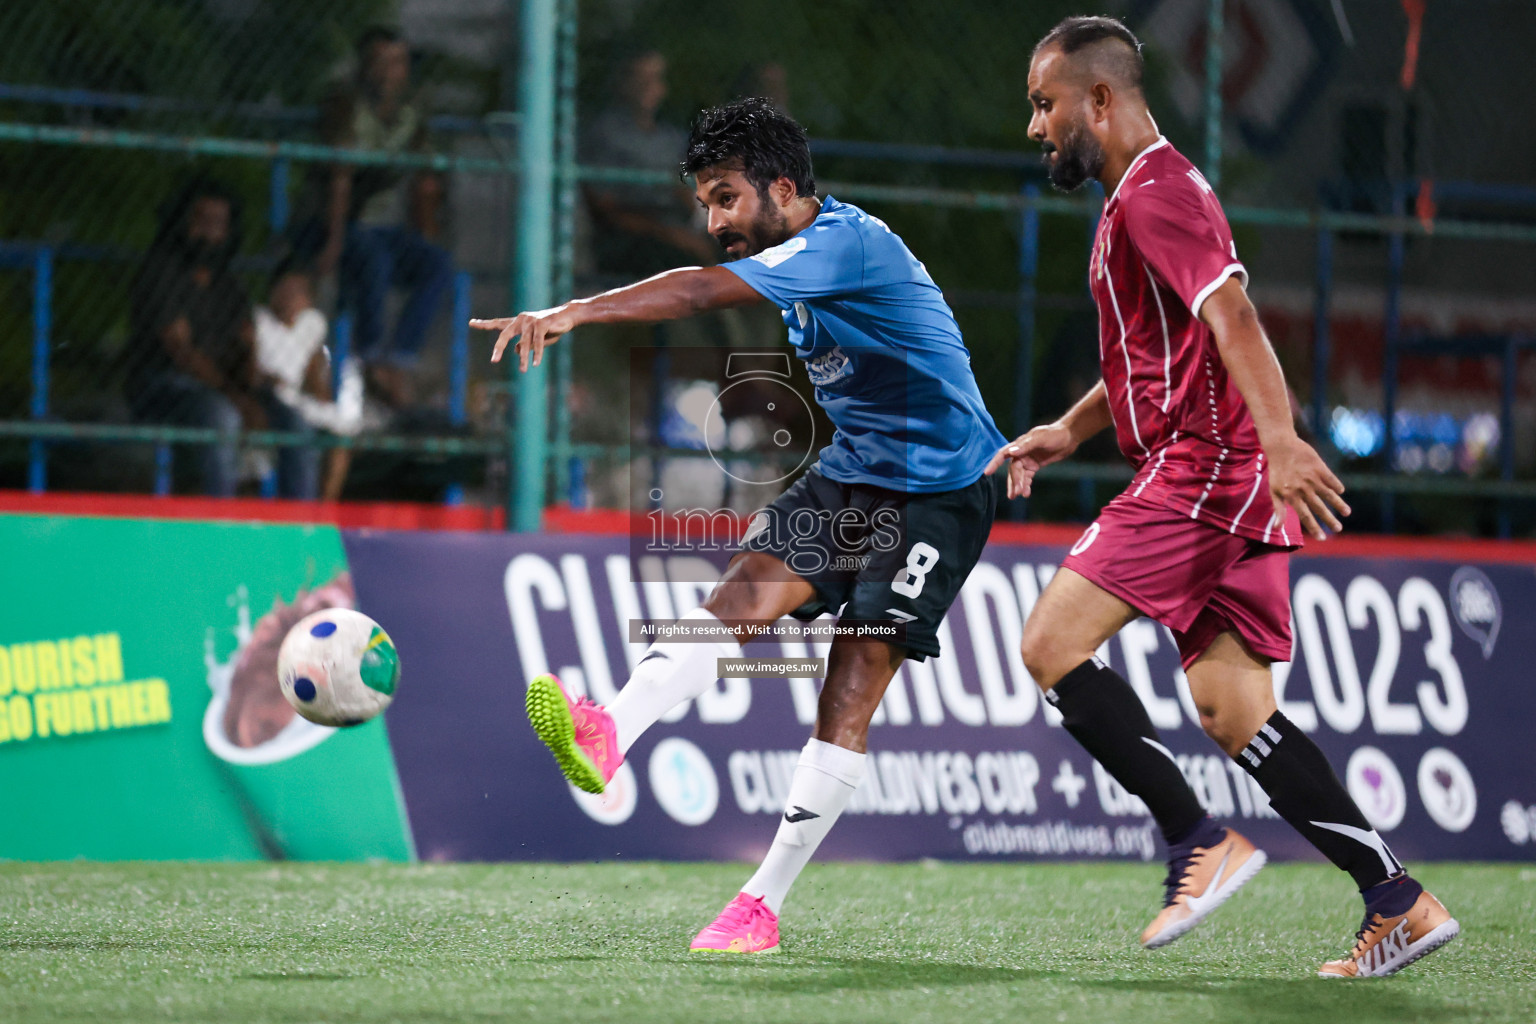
680,607,743,658
798,738,866,788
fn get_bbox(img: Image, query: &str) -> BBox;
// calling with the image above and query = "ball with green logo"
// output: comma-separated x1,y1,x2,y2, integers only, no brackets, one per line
278,608,400,727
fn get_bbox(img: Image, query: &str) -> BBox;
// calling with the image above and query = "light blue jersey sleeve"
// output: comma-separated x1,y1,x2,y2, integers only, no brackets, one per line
720,218,866,307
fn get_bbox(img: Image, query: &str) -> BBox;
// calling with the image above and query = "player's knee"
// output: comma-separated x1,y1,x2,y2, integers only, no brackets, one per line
705,559,781,621
706,552,804,626
1019,626,1069,691
703,579,765,622
1198,708,1246,759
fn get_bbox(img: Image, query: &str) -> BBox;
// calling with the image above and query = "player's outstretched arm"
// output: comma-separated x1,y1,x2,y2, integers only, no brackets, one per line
985,381,1112,499
1200,278,1350,540
471,266,764,372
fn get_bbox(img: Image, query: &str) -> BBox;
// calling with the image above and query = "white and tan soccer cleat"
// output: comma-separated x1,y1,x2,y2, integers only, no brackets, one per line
1141,827,1267,949
1317,889,1459,978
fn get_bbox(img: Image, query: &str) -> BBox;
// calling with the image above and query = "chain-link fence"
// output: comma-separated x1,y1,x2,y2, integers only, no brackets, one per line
0,1,1533,534
0,0,518,509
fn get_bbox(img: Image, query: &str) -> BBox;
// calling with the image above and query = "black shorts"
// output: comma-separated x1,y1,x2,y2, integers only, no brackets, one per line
739,465,1002,660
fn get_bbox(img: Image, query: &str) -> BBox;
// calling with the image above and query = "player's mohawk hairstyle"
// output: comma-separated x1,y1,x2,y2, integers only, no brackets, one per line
1035,15,1145,92
681,97,816,198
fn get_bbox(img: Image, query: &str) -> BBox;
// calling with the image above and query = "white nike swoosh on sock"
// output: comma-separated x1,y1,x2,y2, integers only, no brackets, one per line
1308,820,1402,877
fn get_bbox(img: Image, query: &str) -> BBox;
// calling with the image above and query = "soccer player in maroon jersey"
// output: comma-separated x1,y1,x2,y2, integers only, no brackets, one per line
988,16,1458,978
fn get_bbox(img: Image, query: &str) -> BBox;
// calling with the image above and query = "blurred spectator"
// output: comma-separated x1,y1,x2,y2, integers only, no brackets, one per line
582,50,715,278
254,260,363,501
128,179,319,499
294,25,451,410
732,62,792,113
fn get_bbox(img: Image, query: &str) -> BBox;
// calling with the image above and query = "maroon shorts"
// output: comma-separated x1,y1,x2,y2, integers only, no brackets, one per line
1061,493,1293,670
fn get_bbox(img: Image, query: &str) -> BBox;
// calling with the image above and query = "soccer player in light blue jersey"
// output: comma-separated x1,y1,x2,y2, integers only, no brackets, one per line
472,97,1007,953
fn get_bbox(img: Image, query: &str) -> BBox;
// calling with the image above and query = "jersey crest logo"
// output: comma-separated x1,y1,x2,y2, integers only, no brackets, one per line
749,235,807,268
804,345,852,387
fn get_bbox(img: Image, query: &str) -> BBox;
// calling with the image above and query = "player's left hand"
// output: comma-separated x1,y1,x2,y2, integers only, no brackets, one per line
1267,434,1350,540
472,305,577,371
985,423,1076,499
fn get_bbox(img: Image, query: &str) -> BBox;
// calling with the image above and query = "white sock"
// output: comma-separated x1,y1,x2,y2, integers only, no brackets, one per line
607,608,742,752
741,738,866,916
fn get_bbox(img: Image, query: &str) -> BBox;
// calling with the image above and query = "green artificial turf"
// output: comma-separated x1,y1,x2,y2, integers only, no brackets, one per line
1,861,1531,1023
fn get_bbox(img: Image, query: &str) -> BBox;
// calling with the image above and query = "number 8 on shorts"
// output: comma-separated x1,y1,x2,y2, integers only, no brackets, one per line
891,542,941,598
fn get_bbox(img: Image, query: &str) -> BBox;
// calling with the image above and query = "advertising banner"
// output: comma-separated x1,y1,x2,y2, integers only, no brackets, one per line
6,511,1531,866
0,515,413,862
345,529,1536,865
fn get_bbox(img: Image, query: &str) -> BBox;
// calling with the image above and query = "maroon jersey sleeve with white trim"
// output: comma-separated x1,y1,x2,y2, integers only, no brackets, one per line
1121,167,1247,321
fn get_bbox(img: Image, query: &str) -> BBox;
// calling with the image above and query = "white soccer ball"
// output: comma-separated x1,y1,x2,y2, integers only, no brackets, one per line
278,608,400,727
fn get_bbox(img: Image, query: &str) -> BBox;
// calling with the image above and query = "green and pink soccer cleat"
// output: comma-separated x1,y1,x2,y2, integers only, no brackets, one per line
524,673,623,794
690,894,780,954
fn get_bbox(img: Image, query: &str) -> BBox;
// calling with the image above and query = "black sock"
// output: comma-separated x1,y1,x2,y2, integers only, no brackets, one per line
1236,711,1403,890
1362,874,1422,916
1048,658,1205,845
1164,814,1224,851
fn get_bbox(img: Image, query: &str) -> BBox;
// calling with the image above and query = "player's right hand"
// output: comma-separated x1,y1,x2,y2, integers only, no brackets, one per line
1267,434,1350,541
985,423,1077,499
472,305,577,372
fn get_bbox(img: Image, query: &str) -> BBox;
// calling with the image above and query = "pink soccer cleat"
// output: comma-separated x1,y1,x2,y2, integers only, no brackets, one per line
524,673,623,794
690,893,781,954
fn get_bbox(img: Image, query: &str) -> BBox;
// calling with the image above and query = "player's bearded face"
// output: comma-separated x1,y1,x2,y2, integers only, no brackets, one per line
714,186,791,260
1042,113,1105,192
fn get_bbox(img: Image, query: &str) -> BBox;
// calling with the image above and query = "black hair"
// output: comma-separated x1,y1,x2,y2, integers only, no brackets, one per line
356,24,404,56
680,97,815,198
1034,15,1145,92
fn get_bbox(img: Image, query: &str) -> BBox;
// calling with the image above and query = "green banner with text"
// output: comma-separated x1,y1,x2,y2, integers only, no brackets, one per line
0,514,412,862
